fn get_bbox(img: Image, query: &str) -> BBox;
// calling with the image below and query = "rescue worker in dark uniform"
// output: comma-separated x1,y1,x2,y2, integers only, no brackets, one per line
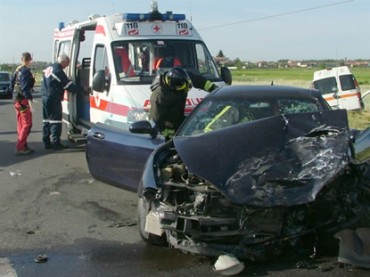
149,67,218,141
41,54,79,150
12,52,35,155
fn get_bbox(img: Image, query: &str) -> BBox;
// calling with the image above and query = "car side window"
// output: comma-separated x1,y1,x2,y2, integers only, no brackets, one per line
278,99,319,114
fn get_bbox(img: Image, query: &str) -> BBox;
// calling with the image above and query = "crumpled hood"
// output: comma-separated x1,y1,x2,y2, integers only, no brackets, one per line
173,109,350,207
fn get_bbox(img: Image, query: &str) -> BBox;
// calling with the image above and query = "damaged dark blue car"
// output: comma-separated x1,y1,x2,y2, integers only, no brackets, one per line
86,85,370,267
130,85,370,262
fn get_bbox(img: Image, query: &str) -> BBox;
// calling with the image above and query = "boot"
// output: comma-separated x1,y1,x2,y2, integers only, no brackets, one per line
335,228,370,268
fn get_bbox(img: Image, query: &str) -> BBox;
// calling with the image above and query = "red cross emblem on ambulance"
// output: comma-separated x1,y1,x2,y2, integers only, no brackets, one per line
152,24,162,33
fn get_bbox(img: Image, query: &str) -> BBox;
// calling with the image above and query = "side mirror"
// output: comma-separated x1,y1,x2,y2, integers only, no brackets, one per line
92,70,110,93
129,120,158,139
220,66,232,85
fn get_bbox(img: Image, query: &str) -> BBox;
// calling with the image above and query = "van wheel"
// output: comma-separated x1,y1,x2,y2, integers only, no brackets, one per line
137,197,167,246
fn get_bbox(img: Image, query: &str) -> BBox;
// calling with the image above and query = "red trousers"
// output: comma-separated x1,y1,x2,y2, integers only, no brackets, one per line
14,100,32,151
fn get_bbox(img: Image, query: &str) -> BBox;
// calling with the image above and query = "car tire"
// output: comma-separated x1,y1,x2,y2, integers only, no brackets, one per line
137,197,167,246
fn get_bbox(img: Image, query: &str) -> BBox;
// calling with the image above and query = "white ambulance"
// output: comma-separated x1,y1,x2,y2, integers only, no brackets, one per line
53,1,231,141
312,66,363,111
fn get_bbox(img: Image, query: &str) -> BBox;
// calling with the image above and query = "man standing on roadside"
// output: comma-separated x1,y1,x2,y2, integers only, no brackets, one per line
41,54,79,150
12,52,35,155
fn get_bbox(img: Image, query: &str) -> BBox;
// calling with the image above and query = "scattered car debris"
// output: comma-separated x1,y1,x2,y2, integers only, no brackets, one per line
9,170,22,177
213,254,245,276
335,228,370,269
34,254,48,263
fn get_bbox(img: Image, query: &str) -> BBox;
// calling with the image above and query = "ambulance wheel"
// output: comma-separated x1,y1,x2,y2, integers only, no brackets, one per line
137,197,167,246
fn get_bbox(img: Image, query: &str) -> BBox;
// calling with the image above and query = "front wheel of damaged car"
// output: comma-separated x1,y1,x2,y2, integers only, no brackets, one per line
137,197,168,246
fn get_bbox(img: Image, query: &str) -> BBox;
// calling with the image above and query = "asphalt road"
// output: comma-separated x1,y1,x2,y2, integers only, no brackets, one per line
0,91,369,276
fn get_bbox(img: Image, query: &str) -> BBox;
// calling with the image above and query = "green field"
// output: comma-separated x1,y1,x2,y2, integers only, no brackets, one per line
231,67,370,89
230,67,370,130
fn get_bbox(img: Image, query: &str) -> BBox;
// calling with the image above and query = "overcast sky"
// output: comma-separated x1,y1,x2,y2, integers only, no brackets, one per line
0,0,369,63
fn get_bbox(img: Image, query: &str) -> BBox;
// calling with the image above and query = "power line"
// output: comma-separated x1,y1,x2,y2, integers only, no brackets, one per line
199,0,354,30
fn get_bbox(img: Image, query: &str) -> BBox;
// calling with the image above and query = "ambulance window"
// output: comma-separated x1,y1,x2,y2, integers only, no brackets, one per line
112,43,135,78
340,75,356,91
195,43,218,80
57,41,71,61
53,40,59,62
94,45,110,90
313,77,338,95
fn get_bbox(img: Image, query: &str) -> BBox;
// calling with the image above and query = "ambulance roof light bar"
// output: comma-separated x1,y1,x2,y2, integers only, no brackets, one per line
123,0,185,22
123,12,185,22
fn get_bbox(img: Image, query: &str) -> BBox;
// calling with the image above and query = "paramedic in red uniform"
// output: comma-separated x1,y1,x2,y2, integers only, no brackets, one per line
12,52,35,155
149,67,218,141
41,54,79,150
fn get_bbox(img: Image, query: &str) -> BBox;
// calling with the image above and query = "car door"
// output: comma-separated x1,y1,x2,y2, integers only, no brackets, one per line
86,122,163,192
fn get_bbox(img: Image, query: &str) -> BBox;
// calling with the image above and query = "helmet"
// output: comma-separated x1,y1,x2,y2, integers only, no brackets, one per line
165,67,192,92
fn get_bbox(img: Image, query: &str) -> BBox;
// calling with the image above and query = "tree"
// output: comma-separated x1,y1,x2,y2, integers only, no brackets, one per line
234,58,244,70
216,50,225,58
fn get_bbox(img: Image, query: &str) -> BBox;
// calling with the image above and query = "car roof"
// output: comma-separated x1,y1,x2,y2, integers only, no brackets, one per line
210,85,322,100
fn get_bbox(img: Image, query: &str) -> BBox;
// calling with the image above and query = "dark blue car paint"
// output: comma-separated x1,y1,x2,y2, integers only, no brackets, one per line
86,122,163,191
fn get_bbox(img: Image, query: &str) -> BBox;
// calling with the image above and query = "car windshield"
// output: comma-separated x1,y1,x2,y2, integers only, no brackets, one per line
111,39,221,84
0,73,10,81
178,96,321,136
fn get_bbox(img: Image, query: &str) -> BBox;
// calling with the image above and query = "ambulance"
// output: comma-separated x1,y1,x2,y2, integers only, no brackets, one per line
52,1,231,141
312,66,363,111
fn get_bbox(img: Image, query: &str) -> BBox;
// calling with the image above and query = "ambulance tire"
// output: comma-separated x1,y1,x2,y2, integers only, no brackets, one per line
137,197,167,246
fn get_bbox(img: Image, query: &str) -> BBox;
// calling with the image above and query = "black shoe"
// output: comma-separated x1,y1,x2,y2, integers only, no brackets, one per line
53,143,69,150
15,149,34,155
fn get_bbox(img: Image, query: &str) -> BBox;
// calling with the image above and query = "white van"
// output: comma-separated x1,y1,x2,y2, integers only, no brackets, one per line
312,66,363,110
52,1,231,141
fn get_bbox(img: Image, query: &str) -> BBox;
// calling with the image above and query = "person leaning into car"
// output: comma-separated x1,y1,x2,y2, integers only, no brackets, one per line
41,54,79,150
11,52,35,155
149,67,217,141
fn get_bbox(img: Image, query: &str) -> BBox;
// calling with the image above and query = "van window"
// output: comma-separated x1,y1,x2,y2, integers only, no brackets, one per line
111,40,221,85
339,74,356,91
195,43,218,78
94,45,110,91
313,77,338,95
57,41,71,60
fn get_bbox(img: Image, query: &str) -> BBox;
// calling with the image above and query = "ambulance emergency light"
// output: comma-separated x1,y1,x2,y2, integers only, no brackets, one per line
123,12,185,22
58,22,65,31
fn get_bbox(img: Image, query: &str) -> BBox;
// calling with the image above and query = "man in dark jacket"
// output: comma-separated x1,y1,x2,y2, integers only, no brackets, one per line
149,67,217,141
12,52,35,155
41,54,79,150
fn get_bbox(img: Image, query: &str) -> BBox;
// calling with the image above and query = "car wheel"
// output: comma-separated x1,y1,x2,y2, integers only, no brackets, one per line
137,197,167,246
